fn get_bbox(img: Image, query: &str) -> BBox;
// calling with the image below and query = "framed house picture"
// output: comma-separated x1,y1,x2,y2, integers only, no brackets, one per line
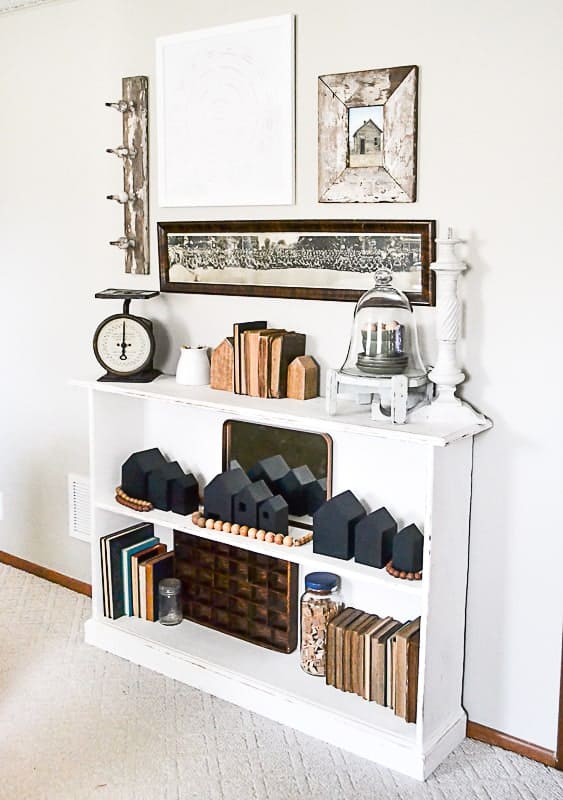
318,65,418,203
158,219,435,305
156,15,295,208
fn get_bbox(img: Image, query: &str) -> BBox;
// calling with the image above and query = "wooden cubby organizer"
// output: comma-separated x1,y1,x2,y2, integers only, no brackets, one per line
76,374,490,780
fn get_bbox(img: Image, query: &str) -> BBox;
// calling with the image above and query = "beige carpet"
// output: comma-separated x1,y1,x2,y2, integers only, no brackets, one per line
0,563,561,800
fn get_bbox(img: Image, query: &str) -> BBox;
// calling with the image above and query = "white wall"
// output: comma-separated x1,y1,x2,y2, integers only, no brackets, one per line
0,0,561,751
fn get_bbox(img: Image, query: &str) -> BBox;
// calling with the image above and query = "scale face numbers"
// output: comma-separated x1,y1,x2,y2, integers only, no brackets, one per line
94,314,154,376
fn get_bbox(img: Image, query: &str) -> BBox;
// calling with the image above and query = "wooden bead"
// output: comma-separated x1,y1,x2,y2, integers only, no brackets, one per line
239,526,248,537
283,536,293,547
274,534,284,545
293,539,301,547
191,512,201,524
256,529,266,541
205,518,215,529
197,517,206,528
222,522,231,533
247,527,257,539
231,524,240,535
399,571,407,579
407,572,414,580
265,532,275,543
213,520,223,531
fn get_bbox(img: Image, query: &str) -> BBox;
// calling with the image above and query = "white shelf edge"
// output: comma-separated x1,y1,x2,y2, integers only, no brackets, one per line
95,494,423,602
72,375,492,446
84,615,465,779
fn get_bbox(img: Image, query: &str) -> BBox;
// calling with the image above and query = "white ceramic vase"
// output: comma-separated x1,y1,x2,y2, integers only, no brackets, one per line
176,346,210,386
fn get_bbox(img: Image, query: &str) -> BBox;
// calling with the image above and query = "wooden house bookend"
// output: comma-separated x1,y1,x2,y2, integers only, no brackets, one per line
287,355,320,400
354,507,397,568
210,337,234,392
313,490,366,560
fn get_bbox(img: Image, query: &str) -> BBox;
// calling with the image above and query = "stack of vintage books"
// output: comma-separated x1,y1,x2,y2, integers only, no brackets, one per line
233,320,306,398
325,609,421,723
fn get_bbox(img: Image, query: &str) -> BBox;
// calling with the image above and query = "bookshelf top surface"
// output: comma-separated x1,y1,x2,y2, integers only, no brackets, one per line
74,374,491,447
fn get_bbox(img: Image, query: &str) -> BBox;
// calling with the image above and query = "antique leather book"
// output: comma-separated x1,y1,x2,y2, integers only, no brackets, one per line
369,619,403,705
233,321,266,394
325,607,360,688
394,618,421,719
131,543,166,617
269,332,306,399
145,551,175,622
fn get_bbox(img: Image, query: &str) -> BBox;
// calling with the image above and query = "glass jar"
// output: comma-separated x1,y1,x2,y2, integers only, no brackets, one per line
158,578,182,626
300,572,344,676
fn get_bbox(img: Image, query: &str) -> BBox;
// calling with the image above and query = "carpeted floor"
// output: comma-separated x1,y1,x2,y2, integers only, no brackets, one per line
1,564,561,800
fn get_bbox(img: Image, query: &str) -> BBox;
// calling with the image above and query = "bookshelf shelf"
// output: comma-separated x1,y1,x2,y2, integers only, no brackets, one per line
77,374,490,780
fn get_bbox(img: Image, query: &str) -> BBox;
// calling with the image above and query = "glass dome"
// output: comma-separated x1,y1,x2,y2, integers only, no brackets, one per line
341,268,427,378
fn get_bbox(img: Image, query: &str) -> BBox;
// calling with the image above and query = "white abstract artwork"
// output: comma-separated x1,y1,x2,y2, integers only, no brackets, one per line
156,15,295,207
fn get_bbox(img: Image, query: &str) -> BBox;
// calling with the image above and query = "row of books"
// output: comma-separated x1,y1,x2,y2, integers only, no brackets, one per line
101,522,175,621
326,609,420,723
233,320,305,398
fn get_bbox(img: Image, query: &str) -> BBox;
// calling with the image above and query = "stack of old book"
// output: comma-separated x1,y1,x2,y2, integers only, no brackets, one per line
325,609,421,723
100,522,175,622
233,320,306,398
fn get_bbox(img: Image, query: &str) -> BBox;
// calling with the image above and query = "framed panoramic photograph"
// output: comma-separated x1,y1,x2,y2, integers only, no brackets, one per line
318,65,418,203
158,220,435,305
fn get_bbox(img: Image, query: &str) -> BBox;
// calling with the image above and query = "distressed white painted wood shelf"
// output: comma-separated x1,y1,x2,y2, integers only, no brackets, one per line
76,374,491,780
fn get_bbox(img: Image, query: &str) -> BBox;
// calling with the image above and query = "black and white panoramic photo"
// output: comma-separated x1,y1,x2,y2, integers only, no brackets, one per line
165,231,423,294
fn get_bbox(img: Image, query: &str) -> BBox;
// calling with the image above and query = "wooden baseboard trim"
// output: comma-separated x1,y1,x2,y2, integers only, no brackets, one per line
467,721,559,768
0,551,91,597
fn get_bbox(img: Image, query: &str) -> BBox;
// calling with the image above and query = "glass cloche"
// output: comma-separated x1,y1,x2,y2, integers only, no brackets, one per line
341,268,427,379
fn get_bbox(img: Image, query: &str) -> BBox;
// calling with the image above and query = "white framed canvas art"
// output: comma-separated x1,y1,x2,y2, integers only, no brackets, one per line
156,15,295,207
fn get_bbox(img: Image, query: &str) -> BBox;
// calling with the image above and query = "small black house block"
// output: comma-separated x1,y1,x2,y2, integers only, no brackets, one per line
305,477,327,516
147,461,184,511
282,465,316,516
248,455,290,493
354,507,397,568
170,472,199,516
313,490,366,560
204,468,251,522
392,524,424,573
258,494,289,535
121,448,167,500
233,480,273,528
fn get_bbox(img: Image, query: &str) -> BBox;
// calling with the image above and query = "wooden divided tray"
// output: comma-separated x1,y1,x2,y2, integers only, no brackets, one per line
174,530,299,653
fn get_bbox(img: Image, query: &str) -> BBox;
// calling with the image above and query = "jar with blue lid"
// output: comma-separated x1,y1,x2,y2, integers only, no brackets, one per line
300,572,344,676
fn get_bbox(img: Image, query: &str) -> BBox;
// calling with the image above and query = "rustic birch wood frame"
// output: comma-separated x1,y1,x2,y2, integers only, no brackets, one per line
318,65,418,203
158,219,435,305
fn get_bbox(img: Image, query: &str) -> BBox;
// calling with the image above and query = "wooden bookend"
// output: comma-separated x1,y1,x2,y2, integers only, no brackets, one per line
210,337,234,392
287,355,319,400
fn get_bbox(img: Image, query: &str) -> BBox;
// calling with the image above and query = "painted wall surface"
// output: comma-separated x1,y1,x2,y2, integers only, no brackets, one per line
0,0,561,750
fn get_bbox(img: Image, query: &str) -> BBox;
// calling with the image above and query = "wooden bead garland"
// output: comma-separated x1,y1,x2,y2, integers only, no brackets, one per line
191,510,313,548
115,486,153,512
385,560,422,581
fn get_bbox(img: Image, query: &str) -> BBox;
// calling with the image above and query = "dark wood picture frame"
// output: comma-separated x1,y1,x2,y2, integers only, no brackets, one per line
158,219,435,305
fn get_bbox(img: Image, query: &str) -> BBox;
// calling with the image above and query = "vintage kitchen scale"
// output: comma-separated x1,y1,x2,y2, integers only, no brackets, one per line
93,288,160,382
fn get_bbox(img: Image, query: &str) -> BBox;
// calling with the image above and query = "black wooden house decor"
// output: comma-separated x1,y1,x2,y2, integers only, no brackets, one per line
147,461,184,511
248,454,291,494
121,448,167,499
354,507,397,568
392,523,424,573
204,467,251,522
313,490,366,560
233,480,273,528
170,472,199,516
258,494,289,535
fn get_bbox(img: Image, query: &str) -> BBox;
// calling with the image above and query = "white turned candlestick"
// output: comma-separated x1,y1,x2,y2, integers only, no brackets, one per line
429,231,466,402
409,228,487,427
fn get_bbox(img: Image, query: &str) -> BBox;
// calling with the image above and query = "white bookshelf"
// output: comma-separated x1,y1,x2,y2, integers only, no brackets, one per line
77,375,491,779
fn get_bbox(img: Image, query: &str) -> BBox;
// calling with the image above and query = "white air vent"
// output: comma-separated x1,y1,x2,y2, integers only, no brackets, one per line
68,474,91,542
